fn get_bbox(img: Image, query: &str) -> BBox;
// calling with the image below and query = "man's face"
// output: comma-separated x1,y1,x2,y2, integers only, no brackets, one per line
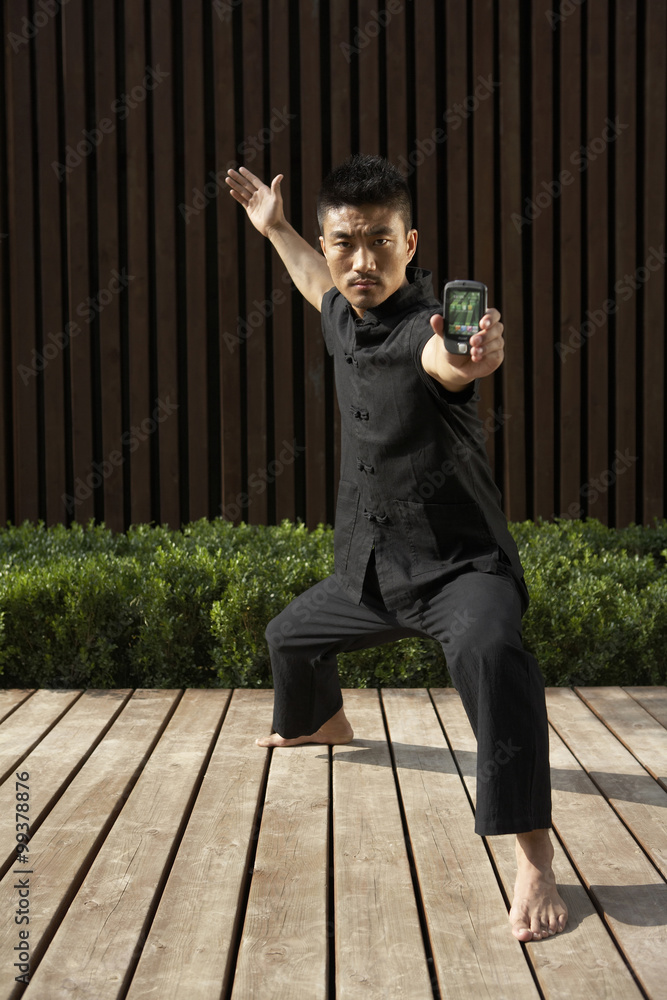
319,203,418,317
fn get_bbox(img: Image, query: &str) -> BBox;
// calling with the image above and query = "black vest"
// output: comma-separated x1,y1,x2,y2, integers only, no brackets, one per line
321,267,526,612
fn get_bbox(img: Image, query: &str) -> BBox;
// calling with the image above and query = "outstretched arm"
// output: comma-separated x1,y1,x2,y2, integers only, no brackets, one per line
226,166,334,312
422,309,505,392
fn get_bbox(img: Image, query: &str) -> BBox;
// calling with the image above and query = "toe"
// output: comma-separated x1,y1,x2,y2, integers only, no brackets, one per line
510,910,533,942
530,916,544,940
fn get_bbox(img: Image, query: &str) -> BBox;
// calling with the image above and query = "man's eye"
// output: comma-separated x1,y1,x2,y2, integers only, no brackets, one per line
374,239,389,246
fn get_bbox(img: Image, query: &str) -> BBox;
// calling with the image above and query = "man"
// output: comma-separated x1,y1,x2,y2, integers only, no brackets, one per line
226,155,568,942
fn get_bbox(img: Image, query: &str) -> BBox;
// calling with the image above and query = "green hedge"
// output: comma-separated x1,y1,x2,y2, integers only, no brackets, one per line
0,517,665,689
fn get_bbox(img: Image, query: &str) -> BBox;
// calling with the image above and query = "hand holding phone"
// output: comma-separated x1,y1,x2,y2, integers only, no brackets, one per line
442,279,488,355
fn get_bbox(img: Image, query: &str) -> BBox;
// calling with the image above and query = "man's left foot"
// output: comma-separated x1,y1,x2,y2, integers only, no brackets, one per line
255,705,354,748
509,829,568,941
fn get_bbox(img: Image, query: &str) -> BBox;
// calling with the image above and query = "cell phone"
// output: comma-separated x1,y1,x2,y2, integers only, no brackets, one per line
442,279,488,355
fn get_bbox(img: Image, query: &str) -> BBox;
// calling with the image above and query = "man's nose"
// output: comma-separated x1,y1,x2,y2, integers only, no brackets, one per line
352,245,376,271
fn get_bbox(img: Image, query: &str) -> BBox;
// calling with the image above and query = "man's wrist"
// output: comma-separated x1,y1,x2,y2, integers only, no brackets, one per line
266,218,292,244
435,364,474,393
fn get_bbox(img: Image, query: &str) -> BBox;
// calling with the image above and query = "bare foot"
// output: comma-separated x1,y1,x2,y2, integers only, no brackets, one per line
255,705,354,748
509,829,568,941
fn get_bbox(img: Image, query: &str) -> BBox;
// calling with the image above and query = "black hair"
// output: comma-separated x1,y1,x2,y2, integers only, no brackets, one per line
316,154,413,235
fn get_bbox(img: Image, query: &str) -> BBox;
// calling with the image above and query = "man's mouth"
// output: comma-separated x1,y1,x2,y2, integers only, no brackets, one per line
351,279,378,288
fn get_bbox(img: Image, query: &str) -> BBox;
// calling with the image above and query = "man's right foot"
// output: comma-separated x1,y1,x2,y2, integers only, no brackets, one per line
256,705,354,747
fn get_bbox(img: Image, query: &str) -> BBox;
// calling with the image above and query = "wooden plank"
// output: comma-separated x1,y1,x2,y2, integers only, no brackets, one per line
62,0,95,523
0,690,81,784
584,0,610,524
529,1,555,518
0,690,131,866
268,0,295,523
183,0,209,522
498,2,526,520
124,0,152,525
0,689,179,1000
472,0,499,479
557,7,583,519
231,742,328,998
329,2,351,169
613,0,638,527
431,688,646,1000
241,0,268,526
547,688,667,878
6,0,39,523
576,687,667,790
545,715,667,1000
34,10,67,526
0,13,8,527
328,1,351,496
94,0,124,531
413,0,437,285
214,0,242,521
385,1,408,167
625,687,667,730
357,0,380,155
381,689,539,999
0,690,34,726
444,1,469,284
333,688,433,999
126,689,270,1000
641,1,666,523
150,3,181,529
301,0,327,530
21,690,226,999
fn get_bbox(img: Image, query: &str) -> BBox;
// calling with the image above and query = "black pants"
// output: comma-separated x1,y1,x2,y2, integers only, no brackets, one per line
264,555,552,836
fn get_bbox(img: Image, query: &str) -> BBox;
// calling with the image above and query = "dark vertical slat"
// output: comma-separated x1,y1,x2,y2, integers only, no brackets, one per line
557,5,583,518
613,0,637,526
150,4,180,528
182,0,209,520
93,0,123,531
214,0,242,521
356,0,380,154
385,4,408,166
443,1,468,284
300,0,326,529
642,2,666,523
528,1,555,519
471,0,498,477
268,0,295,522
329,5,351,173
62,0,94,524
241,0,267,524
498,0,526,520
0,6,7,526
34,11,67,525
124,0,151,525
6,1,39,524
413,1,438,284
585,1,610,523
328,4,351,507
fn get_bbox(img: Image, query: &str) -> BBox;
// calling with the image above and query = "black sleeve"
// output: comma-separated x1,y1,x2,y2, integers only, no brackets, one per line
320,286,341,357
410,312,477,407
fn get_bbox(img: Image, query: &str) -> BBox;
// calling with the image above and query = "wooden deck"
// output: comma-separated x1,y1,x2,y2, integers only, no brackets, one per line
0,686,665,1000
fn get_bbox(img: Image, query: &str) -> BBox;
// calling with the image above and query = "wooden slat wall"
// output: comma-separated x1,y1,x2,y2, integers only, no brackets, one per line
0,0,664,532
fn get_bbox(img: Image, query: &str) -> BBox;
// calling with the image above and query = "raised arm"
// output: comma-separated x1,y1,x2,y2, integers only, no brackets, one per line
226,166,334,312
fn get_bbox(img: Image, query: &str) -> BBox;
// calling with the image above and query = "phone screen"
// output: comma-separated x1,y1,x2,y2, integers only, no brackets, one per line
446,289,484,338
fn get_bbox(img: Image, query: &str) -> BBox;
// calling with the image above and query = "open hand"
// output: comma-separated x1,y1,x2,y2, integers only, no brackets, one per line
226,166,285,238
